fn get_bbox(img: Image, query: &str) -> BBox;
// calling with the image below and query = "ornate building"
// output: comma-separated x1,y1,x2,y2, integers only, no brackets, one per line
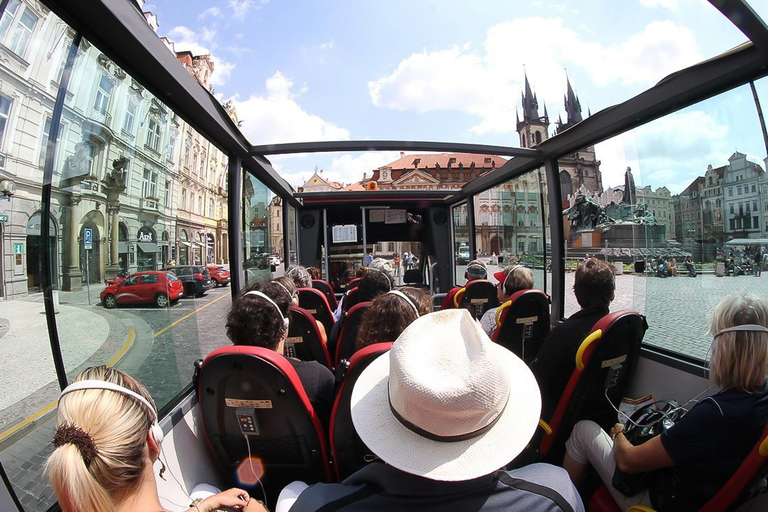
370,153,506,190
516,75,602,199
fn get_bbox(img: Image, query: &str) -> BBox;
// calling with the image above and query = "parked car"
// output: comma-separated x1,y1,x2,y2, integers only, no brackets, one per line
164,265,214,297
268,255,281,266
101,271,183,309
206,264,231,287
456,245,470,264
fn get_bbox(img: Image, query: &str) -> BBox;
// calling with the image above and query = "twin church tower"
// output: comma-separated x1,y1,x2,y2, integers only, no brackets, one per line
516,74,602,198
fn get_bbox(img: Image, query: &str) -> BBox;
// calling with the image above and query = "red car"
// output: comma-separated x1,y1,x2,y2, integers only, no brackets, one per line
101,271,183,308
206,264,231,287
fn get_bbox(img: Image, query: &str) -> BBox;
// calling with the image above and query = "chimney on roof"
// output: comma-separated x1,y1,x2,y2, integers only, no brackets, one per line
363,172,367,180
400,152,405,159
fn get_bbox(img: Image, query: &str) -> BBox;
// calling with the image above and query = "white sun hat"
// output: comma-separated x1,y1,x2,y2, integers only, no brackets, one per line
351,309,541,481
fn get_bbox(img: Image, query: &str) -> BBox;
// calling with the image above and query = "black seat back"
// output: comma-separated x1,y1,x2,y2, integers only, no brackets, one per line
198,346,331,502
493,289,551,363
457,279,499,319
287,306,332,369
312,279,338,309
298,287,335,334
335,301,371,366
330,342,393,480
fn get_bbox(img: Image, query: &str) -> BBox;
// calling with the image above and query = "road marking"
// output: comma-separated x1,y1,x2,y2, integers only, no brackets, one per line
0,294,229,443
0,326,136,444
153,292,230,338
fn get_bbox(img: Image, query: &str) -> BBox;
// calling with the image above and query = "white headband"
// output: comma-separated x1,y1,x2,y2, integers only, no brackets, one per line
244,290,288,330
387,290,419,317
273,280,293,298
503,265,523,289
60,380,158,422
713,324,768,338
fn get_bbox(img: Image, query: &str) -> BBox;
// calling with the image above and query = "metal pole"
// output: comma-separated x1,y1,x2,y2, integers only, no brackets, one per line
86,248,91,306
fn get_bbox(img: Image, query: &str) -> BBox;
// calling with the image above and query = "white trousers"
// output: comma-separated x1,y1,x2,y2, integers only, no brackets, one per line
565,420,653,510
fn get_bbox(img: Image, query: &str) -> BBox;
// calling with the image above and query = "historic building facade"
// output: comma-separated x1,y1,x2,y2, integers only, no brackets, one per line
722,152,767,240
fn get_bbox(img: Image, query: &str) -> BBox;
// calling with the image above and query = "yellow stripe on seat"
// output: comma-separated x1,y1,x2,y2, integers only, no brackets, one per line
575,329,602,371
495,300,512,327
453,287,466,308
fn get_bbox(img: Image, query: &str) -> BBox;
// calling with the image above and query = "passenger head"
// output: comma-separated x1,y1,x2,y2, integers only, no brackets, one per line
46,366,159,512
355,267,368,279
350,309,540,481
465,260,487,281
307,266,321,280
573,258,615,310
356,287,433,351
493,265,534,300
286,265,312,289
358,265,394,302
709,294,768,393
273,275,298,305
226,281,290,350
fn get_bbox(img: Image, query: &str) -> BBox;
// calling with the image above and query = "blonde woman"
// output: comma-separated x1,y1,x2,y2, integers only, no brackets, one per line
563,294,768,511
46,366,265,512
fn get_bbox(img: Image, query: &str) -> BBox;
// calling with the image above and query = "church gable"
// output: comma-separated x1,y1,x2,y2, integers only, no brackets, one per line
392,170,441,186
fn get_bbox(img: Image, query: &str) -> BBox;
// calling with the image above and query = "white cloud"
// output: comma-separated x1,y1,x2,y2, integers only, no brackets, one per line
640,0,680,9
167,26,237,86
229,0,268,19
318,40,335,51
596,110,728,193
231,71,350,147
368,17,701,135
197,7,220,20
328,152,401,185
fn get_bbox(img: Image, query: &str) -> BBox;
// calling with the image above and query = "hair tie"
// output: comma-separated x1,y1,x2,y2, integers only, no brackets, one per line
53,423,99,466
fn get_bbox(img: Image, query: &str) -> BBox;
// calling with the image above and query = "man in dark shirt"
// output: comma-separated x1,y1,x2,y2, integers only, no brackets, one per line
226,281,335,428
285,310,584,512
530,258,614,419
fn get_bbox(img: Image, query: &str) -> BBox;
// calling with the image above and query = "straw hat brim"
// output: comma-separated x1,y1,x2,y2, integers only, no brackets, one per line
350,340,541,481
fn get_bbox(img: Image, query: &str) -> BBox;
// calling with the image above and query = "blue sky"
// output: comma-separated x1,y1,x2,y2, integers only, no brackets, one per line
143,0,766,193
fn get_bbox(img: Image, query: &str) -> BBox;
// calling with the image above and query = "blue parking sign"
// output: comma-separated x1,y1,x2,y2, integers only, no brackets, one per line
84,227,93,250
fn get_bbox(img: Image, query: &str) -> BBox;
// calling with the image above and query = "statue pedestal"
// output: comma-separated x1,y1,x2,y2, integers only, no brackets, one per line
603,224,666,247
569,229,603,248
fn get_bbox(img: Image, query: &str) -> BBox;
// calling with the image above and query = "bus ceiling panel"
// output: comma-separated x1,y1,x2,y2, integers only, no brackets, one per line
250,140,541,158
296,190,457,207
711,0,768,58
531,42,767,163
44,0,295,199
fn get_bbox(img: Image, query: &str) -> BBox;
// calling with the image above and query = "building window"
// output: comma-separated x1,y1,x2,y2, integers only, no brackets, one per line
184,140,191,168
164,180,171,205
0,95,10,151
730,219,735,230
181,189,187,210
93,75,114,114
38,116,51,166
729,188,733,197
754,217,759,229
142,170,157,197
0,0,39,57
198,196,203,215
146,119,161,151
192,154,198,175
752,184,756,193
729,204,734,214
209,198,214,218
737,186,742,195
123,99,137,134
190,193,195,213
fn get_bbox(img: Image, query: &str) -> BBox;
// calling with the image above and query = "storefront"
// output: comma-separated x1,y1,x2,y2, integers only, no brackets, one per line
118,223,129,273
25,212,57,291
136,226,160,271
179,229,189,264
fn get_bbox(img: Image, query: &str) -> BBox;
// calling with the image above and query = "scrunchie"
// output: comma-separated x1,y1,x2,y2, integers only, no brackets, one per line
53,422,99,466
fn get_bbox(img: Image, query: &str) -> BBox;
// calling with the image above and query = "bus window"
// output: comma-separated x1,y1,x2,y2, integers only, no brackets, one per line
452,202,469,285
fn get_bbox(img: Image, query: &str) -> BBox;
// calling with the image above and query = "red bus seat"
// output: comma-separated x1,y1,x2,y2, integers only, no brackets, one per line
298,287,335,334
492,289,551,363
312,279,338,310
197,346,332,501
330,342,393,480
536,310,647,462
335,301,372,367
287,306,332,370
454,279,499,319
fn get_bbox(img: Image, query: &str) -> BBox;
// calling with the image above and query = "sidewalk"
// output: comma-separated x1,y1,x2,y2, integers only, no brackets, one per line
0,288,128,435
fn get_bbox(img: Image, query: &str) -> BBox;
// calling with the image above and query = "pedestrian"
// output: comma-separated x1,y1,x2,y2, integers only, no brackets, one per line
393,254,400,276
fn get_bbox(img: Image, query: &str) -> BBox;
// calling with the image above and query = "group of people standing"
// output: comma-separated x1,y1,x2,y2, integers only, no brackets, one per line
45,256,768,512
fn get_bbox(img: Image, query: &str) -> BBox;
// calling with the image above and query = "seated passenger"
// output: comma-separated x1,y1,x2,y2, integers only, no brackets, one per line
307,266,321,280
273,275,327,345
285,310,584,512
227,282,334,428
479,265,534,337
441,259,487,310
332,258,393,322
562,294,768,512
356,287,433,351
530,258,614,418
46,366,264,512
286,264,313,289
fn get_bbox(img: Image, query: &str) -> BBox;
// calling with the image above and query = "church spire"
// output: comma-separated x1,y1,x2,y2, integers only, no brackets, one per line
565,75,582,124
521,71,540,121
